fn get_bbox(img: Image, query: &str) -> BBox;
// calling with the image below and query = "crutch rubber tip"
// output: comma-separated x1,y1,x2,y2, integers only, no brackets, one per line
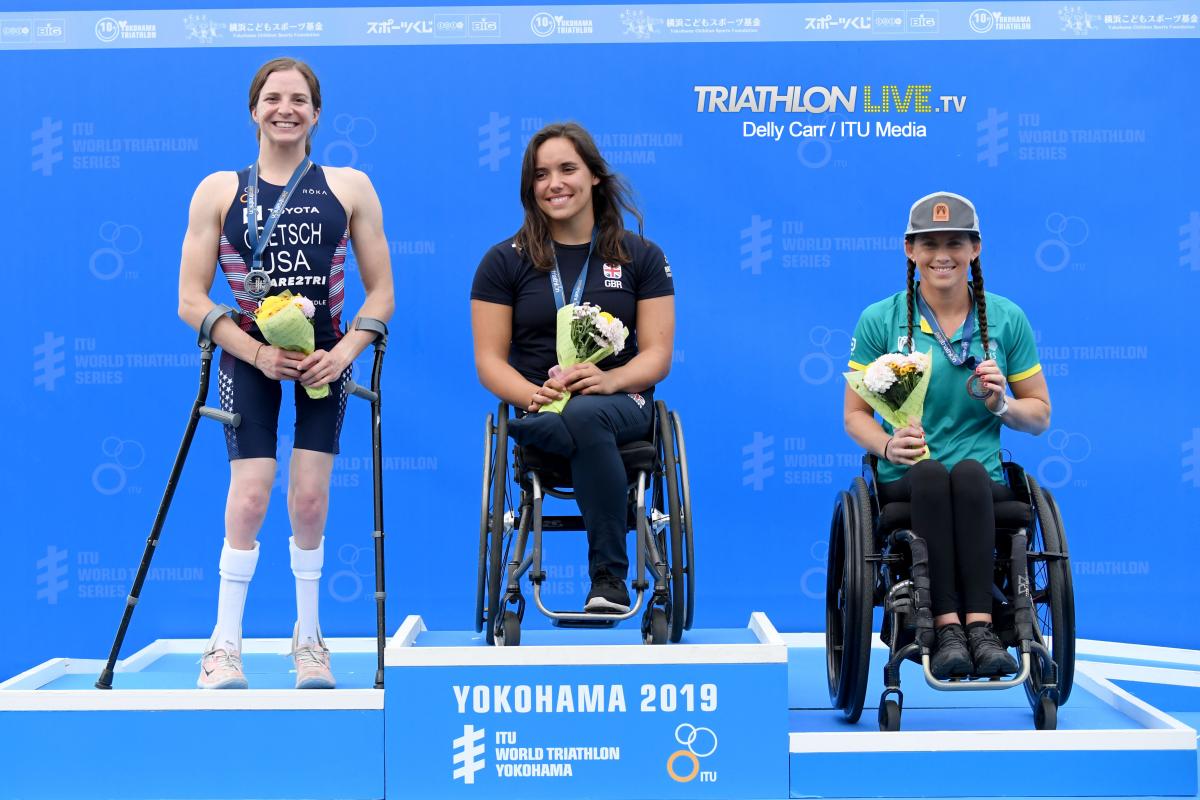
95,669,114,690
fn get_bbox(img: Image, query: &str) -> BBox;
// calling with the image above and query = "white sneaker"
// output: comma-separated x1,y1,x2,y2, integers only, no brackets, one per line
292,624,335,689
197,647,248,690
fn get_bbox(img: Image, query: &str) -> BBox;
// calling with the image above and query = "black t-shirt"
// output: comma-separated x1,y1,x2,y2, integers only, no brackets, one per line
471,231,675,386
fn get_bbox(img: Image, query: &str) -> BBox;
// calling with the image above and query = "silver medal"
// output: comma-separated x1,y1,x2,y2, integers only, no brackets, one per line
245,269,270,299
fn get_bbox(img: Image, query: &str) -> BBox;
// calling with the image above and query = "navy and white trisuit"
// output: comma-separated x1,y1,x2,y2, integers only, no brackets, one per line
216,164,352,460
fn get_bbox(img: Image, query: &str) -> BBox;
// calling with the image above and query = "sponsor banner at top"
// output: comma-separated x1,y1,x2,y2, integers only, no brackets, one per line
1,1,1197,49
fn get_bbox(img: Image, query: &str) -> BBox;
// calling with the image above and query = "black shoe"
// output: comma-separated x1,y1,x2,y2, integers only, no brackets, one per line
930,624,972,679
584,573,630,613
967,622,1019,677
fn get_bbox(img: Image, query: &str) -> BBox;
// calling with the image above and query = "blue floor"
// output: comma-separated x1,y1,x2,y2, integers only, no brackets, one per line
787,645,1141,730
38,652,380,690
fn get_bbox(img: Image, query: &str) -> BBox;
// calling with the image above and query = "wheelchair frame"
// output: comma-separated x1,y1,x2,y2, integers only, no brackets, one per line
475,399,694,646
826,456,1075,731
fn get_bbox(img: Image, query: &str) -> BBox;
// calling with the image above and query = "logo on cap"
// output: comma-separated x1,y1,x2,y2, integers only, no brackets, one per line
933,203,951,222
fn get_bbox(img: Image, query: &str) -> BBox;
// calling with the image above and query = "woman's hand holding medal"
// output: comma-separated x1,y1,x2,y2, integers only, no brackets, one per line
886,420,927,466
971,359,1008,413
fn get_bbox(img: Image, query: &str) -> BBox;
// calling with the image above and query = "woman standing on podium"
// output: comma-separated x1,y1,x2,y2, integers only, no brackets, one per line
177,57,393,689
844,192,1051,680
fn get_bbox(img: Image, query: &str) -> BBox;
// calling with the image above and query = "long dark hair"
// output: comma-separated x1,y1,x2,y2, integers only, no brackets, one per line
248,57,322,156
904,233,990,358
514,122,644,271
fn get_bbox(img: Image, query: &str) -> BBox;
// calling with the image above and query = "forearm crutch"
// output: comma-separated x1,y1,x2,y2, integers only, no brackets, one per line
345,317,389,689
96,306,242,690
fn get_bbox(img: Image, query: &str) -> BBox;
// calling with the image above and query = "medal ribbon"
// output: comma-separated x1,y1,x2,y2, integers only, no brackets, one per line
246,158,313,275
548,229,598,311
915,285,979,369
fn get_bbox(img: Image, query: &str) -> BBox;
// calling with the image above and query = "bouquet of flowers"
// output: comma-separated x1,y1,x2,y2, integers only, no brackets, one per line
254,291,327,399
844,350,934,461
539,302,629,414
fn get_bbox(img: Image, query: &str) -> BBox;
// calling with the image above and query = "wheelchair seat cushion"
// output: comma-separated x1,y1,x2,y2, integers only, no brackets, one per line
519,440,657,488
877,499,1032,534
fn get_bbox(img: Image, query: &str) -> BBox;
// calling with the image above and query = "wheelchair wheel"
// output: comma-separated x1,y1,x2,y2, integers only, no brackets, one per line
825,477,875,722
496,611,521,647
644,607,668,645
1024,476,1076,707
878,699,902,732
477,404,510,646
655,401,688,643
475,412,495,635
1035,693,1057,731
671,410,697,633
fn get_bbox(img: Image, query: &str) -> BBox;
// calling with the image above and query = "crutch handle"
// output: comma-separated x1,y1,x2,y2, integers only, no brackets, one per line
345,380,378,403
199,406,241,427
198,305,237,350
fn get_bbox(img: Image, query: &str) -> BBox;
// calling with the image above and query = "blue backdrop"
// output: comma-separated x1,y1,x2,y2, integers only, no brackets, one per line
5,1,1199,679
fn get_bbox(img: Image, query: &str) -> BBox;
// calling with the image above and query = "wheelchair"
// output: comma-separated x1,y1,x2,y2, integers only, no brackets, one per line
826,456,1075,731
475,399,694,646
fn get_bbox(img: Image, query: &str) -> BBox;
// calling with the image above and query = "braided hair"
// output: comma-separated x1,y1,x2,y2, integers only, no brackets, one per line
970,247,990,360
904,233,989,358
904,255,916,353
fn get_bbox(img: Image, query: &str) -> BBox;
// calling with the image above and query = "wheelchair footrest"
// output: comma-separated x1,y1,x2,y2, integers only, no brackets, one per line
550,616,620,629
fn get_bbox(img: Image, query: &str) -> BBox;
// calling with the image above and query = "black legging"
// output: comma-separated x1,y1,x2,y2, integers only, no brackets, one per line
878,459,1012,617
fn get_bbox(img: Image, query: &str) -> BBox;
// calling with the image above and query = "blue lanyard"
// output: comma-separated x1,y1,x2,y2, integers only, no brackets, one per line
915,285,979,368
246,158,312,271
548,230,597,310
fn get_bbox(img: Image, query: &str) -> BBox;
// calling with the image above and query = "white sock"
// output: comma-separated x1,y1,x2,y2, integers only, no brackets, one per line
291,536,324,646
210,541,259,652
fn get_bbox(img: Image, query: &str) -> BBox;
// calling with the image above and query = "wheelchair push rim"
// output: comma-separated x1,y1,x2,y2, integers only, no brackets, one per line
476,403,510,645
475,412,495,634
1024,476,1076,708
654,400,689,643
825,477,875,722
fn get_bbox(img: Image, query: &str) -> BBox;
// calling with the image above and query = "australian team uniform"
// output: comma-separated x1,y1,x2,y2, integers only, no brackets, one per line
216,164,352,460
848,285,1042,616
471,231,675,579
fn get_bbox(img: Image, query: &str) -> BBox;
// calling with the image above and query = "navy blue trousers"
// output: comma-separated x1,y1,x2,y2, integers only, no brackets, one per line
509,391,654,580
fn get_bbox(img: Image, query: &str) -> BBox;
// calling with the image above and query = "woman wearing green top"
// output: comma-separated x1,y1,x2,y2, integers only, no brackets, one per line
844,192,1052,679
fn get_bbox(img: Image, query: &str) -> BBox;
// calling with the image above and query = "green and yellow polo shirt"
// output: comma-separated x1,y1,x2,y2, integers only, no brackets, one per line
848,287,1041,483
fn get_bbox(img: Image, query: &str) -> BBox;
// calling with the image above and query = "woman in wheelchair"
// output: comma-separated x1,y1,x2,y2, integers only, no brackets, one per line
844,192,1051,679
470,122,675,614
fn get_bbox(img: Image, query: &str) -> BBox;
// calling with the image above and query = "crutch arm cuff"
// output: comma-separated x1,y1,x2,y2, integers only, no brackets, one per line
199,304,236,350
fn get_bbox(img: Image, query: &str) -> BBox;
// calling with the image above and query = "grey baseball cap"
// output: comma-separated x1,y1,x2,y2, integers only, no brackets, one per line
905,191,981,236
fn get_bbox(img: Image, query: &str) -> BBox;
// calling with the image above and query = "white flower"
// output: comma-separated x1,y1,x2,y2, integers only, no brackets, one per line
904,351,929,371
863,360,898,393
590,315,628,354
292,294,316,319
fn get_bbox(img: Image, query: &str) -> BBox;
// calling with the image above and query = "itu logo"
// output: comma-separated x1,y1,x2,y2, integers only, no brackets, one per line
452,724,486,784
741,432,775,491
667,723,718,783
531,11,556,36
